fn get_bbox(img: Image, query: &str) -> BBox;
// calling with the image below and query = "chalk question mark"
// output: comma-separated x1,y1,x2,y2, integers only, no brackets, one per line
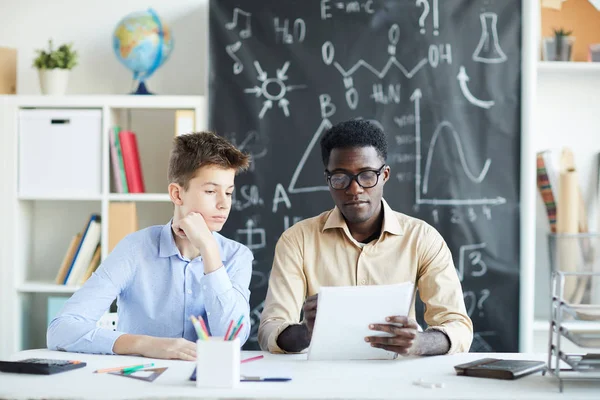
477,289,490,317
416,0,430,35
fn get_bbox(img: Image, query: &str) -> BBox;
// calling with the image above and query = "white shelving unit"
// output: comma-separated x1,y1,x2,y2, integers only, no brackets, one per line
532,57,600,353
0,95,206,358
538,61,600,72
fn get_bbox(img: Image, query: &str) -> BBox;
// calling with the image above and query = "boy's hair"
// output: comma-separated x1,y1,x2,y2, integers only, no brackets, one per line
319,119,388,167
168,131,250,190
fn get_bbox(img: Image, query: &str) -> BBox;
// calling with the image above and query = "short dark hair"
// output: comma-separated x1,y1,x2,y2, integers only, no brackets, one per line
319,119,388,167
168,131,250,190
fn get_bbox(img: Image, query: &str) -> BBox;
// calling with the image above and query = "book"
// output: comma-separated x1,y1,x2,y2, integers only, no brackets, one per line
113,127,129,193
108,202,138,253
109,126,125,193
454,358,546,380
54,233,82,284
78,244,101,285
118,130,145,193
536,150,558,233
175,110,195,136
64,214,102,286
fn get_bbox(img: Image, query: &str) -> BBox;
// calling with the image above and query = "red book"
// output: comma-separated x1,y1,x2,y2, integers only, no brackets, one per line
118,130,145,193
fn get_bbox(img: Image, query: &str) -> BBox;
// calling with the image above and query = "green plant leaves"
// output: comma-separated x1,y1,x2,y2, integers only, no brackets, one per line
32,39,78,69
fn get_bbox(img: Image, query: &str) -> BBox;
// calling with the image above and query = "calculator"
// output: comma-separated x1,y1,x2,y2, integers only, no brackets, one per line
0,358,87,375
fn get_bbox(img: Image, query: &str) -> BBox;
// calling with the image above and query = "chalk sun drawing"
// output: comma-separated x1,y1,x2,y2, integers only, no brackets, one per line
245,61,307,119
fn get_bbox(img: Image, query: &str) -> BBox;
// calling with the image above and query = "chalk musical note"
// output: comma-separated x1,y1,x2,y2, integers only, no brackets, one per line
226,8,252,39
226,41,243,74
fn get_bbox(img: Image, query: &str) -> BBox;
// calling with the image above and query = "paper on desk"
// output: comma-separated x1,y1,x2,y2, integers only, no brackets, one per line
307,282,415,361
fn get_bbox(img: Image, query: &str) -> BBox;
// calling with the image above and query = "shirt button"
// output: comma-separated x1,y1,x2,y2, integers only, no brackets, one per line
187,289,192,294
207,312,211,316
361,279,367,285
203,285,207,290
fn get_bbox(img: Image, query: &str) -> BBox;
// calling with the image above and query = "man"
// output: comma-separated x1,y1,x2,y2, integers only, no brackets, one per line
258,119,472,356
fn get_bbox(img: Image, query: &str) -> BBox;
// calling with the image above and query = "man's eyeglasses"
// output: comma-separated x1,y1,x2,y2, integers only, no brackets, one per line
325,165,386,190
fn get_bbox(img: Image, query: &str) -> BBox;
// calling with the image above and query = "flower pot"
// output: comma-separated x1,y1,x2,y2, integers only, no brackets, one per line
542,36,575,61
38,69,70,95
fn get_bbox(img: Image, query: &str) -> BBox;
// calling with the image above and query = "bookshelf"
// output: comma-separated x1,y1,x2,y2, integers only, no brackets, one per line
532,61,600,352
538,61,600,72
0,94,206,357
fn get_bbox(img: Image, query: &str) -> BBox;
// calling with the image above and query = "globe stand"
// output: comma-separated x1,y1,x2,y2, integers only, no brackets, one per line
131,81,153,95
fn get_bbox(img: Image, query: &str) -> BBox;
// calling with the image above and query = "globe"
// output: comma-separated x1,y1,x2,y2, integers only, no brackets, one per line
112,8,174,95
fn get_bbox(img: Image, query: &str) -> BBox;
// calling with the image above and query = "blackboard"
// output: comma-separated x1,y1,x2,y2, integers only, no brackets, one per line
209,0,521,352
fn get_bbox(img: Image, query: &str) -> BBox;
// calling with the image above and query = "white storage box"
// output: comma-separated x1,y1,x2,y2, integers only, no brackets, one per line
18,109,102,197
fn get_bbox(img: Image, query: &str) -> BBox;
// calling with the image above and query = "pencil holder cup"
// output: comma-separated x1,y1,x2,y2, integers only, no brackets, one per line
196,337,240,388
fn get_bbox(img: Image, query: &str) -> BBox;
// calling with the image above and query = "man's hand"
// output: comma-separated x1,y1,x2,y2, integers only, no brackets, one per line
174,212,214,251
364,316,419,356
276,294,318,353
301,294,318,337
114,335,197,361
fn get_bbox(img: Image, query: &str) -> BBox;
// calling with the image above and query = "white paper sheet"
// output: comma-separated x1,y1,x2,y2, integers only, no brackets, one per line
307,282,415,361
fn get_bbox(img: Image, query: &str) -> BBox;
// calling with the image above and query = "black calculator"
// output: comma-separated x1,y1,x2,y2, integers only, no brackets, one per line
0,358,87,375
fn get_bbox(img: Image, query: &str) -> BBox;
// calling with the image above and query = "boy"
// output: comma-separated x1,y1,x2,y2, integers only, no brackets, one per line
48,132,252,360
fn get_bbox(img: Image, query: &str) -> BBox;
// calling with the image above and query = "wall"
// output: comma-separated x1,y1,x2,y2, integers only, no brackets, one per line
0,0,208,95
541,0,600,61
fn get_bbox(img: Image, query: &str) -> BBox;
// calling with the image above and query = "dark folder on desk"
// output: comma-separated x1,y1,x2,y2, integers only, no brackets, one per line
454,358,546,380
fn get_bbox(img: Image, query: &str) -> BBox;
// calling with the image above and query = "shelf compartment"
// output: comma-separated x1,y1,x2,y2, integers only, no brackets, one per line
18,281,80,293
108,193,171,202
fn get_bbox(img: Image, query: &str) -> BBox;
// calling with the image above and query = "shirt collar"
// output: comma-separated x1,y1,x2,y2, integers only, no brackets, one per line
322,198,403,236
159,219,180,258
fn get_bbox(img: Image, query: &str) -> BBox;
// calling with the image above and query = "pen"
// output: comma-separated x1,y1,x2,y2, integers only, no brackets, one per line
241,375,291,382
123,364,151,375
94,363,154,374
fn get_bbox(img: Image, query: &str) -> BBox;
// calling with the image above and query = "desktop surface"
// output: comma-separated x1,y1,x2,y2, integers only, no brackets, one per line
0,349,598,399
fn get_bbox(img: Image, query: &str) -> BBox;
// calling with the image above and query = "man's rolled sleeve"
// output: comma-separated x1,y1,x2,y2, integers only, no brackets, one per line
417,225,473,354
258,233,307,353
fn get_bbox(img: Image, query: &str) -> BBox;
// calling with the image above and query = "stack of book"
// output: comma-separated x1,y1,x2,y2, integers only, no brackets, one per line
110,126,145,193
54,214,102,287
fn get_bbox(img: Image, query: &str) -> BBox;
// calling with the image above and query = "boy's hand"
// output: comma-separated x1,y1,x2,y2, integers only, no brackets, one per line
115,335,197,361
174,212,223,274
175,212,215,252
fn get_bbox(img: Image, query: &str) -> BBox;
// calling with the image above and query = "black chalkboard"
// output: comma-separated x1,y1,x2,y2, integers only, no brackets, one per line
209,0,521,352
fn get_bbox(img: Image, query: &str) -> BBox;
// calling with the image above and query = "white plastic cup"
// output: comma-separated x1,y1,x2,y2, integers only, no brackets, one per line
196,337,240,388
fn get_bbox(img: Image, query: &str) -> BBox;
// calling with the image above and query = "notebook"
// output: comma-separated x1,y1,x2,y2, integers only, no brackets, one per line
454,358,547,380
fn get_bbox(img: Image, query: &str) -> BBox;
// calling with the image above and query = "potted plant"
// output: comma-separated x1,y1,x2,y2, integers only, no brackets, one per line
542,28,574,62
33,39,78,95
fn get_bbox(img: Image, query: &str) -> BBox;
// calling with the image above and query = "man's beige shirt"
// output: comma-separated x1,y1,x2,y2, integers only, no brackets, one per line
258,199,473,354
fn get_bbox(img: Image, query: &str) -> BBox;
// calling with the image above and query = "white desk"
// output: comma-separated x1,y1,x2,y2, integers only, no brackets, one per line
0,349,598,399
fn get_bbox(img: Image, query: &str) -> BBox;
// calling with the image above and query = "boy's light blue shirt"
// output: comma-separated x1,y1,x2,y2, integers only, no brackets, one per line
47,220,253,354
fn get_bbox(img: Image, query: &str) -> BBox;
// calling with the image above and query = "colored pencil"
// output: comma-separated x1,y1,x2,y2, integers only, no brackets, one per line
197,315,210,338
223,320,234,341
232,323,244,340
190,315,208,340
94,363,154,374
241,355,264,364
228,315,244,340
